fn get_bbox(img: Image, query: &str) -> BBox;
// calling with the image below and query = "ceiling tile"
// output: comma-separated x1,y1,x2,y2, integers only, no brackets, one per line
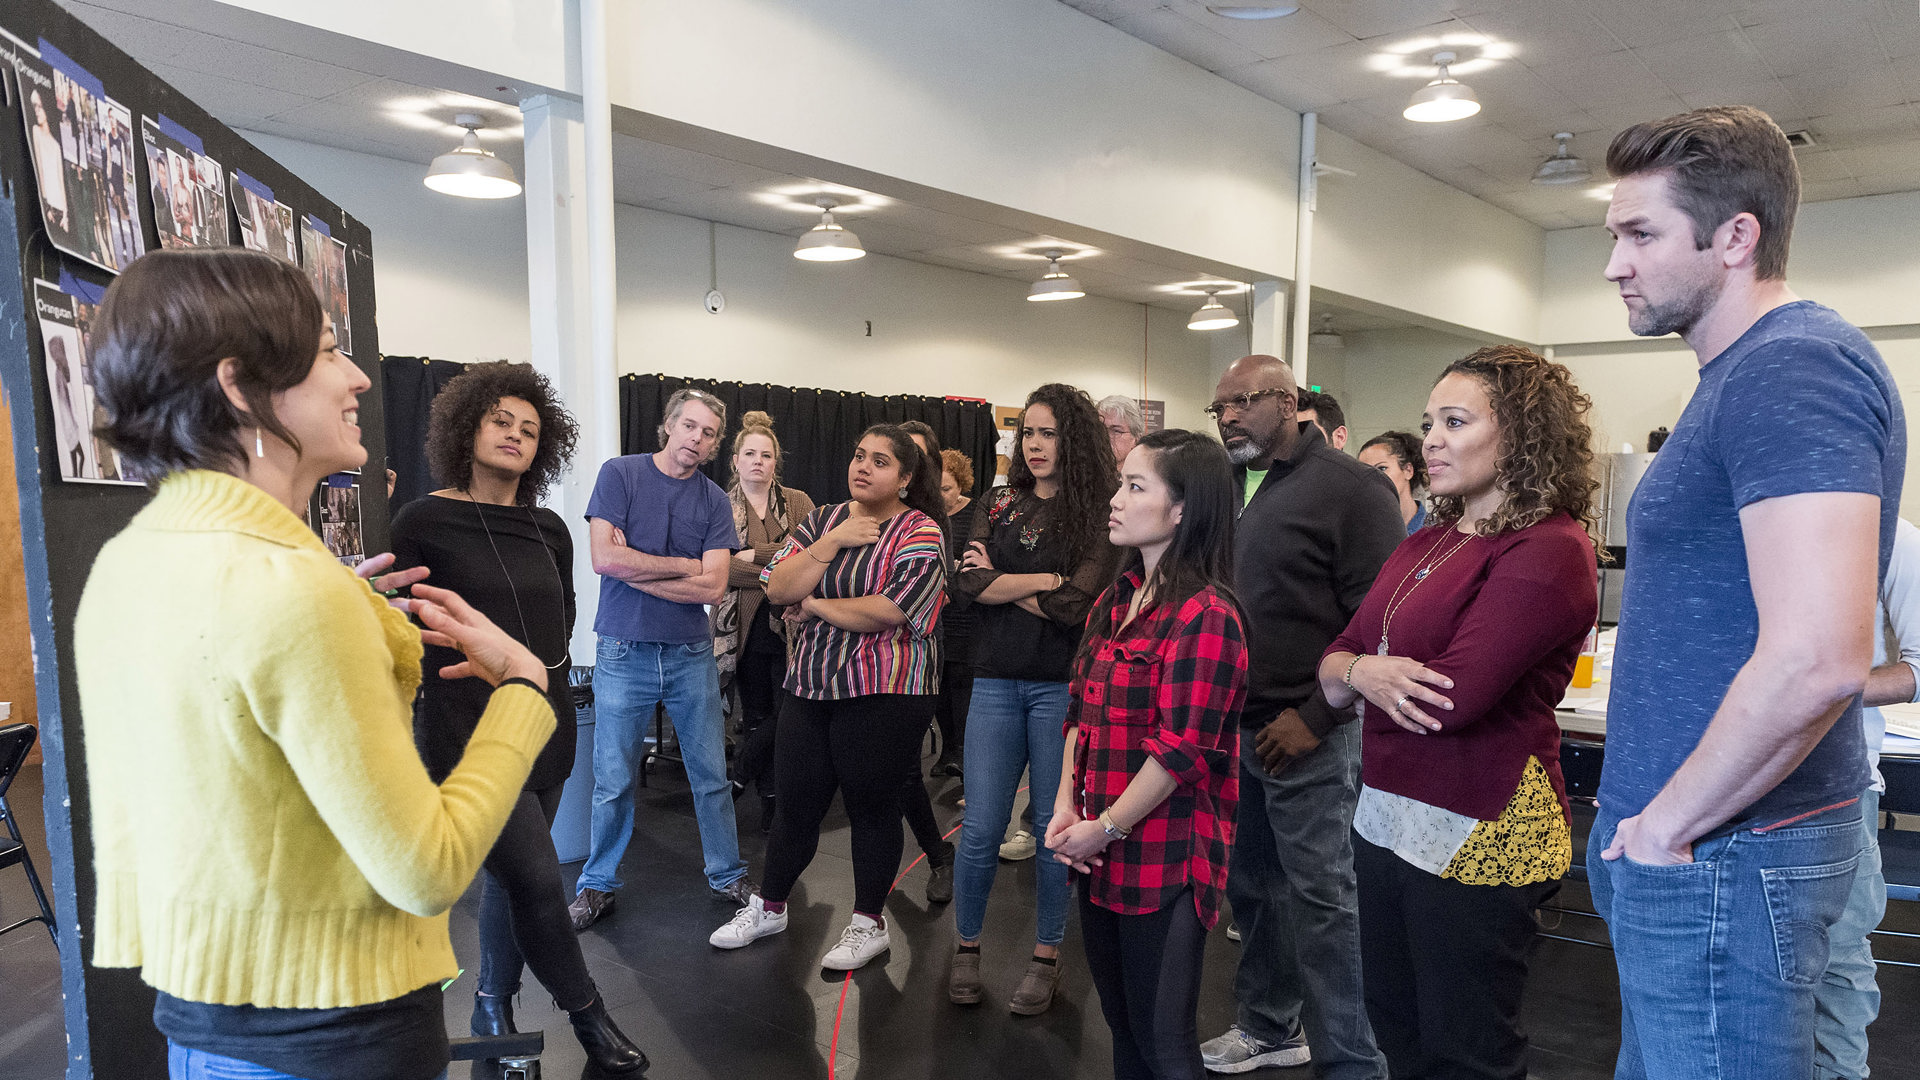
147,61,315,123
1801,177,1866,203
1833,137,1920,180
616,139,786,189
1107,7,1267,72
1304,0,1465,41
1635,29,1772,96
1215,58,1349,110
1790,148,1857,183
1533,51,1661,108
1179,4,1356,61
1055,0,1166,23
1454,1,1616,68
1581,0,1738,50
1805,104,1920,146
1739,11,1884,80
1782,67,1911,115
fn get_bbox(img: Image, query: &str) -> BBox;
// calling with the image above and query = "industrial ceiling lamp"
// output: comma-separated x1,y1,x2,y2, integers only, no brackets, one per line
1027,250,1085,302
1403,51,1481,123
1309,312,1345,348
424,114,522,199
1531,132,1593,185
1205,2,1299,18
793,197,866,262
1188,289,1240,331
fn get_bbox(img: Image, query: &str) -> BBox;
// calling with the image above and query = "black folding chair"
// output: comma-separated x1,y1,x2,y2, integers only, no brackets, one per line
0,723,57,948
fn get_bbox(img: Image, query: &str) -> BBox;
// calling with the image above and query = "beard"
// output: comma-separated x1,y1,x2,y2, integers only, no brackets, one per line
1627,262,1722,339
1223,429,1271,466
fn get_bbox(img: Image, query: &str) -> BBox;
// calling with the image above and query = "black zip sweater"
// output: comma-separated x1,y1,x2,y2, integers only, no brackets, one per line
1234,422,1404,736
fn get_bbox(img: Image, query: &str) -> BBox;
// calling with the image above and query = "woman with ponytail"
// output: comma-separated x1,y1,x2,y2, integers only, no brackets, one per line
707,425,948,971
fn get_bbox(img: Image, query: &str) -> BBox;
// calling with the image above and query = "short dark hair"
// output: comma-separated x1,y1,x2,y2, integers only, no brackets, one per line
91,248,324,484
424,361,579,507
1307,389,1344,433
1360,430,1428,492
1606,105,1800,280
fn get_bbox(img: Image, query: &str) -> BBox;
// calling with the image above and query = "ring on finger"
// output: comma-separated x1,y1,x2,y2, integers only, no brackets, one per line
1394,694,1410,709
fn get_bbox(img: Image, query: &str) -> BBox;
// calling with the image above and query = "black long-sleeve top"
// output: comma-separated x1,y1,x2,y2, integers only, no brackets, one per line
953,486,1121,684
942,497,979,664
1234,422,1404,736
390,494,577,791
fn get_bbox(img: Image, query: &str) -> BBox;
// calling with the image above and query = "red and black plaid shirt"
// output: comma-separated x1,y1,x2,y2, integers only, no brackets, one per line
1067,573,1246,928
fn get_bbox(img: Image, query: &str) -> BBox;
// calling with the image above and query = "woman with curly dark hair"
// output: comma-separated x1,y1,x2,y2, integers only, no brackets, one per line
1317,345,1599,1080
1357,430,1430,534
389,361,645,1073
948,382,1123,1016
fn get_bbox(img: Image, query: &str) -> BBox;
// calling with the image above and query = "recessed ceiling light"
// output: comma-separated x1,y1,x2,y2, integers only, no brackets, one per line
1205,2,1299,18
1403,51,1481,123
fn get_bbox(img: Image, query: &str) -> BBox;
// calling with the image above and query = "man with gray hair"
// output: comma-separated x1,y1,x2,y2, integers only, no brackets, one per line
1096,393,1145,465
570,388,753,930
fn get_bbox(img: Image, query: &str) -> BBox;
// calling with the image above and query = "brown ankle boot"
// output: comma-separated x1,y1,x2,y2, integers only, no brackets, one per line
948,947,983,1005
1008,955,1062,1015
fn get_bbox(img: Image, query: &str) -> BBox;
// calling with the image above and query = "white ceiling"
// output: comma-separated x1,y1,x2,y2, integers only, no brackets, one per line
1059,0,1920,228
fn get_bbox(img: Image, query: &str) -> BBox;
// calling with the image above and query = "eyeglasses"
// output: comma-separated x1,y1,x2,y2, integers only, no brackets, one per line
1203,388,1290,420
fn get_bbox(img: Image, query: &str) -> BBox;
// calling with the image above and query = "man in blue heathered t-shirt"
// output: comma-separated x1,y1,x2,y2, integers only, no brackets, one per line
568,388,753,931
1593,105,1905,1079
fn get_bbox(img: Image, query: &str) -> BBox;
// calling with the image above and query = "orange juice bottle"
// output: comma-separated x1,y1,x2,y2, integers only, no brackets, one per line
1570,625,1598,689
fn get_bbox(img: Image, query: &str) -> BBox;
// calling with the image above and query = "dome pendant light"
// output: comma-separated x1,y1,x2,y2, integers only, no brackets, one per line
1531,132,1594,185
1027,250,1085,302
793,197,866,262
1404,51,1481,123
1205,2,1299,18
424,113,522,199
1188,289,1239,331
1309,312,1345,348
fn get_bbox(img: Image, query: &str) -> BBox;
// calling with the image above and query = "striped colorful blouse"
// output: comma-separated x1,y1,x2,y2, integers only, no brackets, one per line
764,503,947,700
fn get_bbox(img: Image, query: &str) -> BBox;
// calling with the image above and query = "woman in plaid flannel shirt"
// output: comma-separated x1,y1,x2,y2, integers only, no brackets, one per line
1046,429,1248,1080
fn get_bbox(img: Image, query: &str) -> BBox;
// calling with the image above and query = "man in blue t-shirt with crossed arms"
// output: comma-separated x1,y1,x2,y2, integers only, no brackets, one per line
1593,106,1905,1078
569,388,753,931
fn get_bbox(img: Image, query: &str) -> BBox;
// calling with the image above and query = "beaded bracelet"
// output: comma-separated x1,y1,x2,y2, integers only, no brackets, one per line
1343,653,1364,689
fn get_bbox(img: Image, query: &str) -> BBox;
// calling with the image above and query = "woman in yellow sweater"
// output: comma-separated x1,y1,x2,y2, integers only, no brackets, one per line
74,249,584,1080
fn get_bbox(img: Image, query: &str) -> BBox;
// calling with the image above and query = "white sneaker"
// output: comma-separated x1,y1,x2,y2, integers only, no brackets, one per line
821,913,891,970
1200,1025,1310,1073
710,895,788,949
999,830,1037,861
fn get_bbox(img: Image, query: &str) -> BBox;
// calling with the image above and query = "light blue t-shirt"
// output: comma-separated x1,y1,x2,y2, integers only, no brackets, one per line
1600,301,1906,827
585,454,739,644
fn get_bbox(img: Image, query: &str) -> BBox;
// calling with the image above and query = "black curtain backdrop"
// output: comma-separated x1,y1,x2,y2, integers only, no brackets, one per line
381,355,471,508
618,373,1000,506
380,359,1002,512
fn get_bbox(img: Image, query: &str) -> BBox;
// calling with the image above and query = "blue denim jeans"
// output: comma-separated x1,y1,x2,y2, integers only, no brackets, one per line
952,678,1071,947
578,636,746,894
1590,801,1864,1080
1815,787,1884,1080
169,1042,447,1080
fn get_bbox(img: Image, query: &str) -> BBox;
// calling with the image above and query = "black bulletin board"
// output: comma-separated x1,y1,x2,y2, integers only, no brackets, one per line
0,2,386,1076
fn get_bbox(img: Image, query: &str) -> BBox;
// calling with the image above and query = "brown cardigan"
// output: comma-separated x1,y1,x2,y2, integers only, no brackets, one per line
726,484,815,639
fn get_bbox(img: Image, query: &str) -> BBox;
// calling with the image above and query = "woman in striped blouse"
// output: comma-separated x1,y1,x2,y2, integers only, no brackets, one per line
708,424,949,971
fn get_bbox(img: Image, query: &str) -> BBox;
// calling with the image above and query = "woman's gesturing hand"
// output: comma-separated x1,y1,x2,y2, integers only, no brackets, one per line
409,582,547,692
1350,654,1454,734
824,513,883,551
355,552,429,611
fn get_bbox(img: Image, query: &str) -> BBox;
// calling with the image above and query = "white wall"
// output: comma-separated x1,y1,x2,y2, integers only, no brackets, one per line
237,131,1217,433
1306,327,1487,449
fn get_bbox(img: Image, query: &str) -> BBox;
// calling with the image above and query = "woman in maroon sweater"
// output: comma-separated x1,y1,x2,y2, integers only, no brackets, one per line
1319,344,1599,1080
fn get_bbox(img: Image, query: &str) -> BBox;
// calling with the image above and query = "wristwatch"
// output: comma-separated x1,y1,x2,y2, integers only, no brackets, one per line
1098,810,1131,841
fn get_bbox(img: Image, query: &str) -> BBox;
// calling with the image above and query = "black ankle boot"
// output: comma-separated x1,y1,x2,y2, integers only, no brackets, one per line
569,996,648,1074
471,992,515,1036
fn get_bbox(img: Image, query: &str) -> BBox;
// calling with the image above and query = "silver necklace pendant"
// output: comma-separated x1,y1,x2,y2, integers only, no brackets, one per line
1414,567,1431,581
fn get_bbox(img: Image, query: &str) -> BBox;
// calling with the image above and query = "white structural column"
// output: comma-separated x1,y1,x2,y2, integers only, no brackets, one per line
1249,280,1287,362
1290,112,1318,386
522,90,612,661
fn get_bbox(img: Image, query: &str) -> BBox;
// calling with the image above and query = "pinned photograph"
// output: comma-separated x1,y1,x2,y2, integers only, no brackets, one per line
16,42,144,273
231,169,296,261
299,213,353,355
34,277,135,485
142,114,228,249
318,472,364,565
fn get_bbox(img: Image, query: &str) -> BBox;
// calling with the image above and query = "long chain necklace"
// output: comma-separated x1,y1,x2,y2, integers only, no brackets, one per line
468,491,571,671
1377,526,1476,656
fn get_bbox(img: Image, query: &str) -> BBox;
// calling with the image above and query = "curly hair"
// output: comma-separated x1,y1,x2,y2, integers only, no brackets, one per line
1007,383,1121,564
425,360,580,507
1360,430,1429,493
1428,345,1599,540
940,447,974,493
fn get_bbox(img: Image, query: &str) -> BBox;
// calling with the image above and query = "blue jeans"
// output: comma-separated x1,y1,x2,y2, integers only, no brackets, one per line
579,636,746,894
169,1042,446,1080
1226,721,1385,1080
1815,787,1884,1080
953,678,1071,947
1590,801,1864,1080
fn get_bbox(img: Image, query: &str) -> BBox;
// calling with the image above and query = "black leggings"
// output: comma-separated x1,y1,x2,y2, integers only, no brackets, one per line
477,786,598,1010
1354,833,1555,1080
734,622,787,794
901,735,947,859
933,661,973,759
1079,884,1207,1080
762,693,934,914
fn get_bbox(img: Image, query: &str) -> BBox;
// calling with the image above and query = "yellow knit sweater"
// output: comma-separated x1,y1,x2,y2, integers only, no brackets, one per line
75,470,555,1009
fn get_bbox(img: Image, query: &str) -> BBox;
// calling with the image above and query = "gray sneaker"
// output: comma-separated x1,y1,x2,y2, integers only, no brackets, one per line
1200,1025,1310,1073
713,875,758,907
999,830,1037,861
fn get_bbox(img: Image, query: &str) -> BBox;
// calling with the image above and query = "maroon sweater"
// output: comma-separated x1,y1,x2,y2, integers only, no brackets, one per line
1327,511,1597,821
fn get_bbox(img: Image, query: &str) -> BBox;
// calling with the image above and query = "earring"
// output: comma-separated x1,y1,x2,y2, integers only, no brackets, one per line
254,427,265,458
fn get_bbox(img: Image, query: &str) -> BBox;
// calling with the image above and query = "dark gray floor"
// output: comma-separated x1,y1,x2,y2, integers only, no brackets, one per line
6,755,1920,1079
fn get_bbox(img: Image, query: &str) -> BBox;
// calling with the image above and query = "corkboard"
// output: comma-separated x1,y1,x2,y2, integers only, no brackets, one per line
0,392,38,764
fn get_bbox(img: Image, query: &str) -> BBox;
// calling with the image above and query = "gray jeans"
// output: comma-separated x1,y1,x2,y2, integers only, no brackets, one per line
1814,786,1883,1080
1226,721,1386,1080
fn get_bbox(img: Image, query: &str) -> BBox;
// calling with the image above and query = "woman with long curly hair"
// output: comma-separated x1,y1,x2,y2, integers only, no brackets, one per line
1357,430,1430,534
1317,345,1599,1080
948,382,1122,1016
389,361,646,1072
